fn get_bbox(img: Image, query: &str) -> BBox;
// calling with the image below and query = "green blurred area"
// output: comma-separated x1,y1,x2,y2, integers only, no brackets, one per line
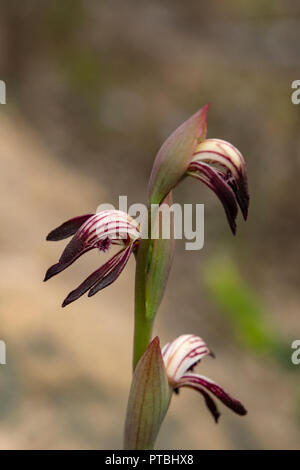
204,256,293,368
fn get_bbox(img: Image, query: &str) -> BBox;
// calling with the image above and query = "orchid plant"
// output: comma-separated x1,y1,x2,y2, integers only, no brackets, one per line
44,105,249,449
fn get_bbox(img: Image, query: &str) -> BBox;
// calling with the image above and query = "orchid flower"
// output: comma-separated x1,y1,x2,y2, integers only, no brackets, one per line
124,335,247,449
148,105,249,234
44,210,140,307
187,139,249,234
162,334,247,422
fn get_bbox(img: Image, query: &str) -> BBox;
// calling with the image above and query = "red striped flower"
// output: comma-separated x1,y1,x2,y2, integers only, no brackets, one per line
44,210,140,307
148,106,249,234
188,139,249,234
162,334,247,422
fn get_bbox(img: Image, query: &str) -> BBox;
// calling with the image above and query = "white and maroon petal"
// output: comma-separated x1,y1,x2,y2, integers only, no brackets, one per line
190,138,249,223
178,373,247,417
162,335,210,384
45,210,140,282
78,210,140,245
46,214,94,241
193,139,245,180
188,161,238,234
88,242,136,297
61,246,128,307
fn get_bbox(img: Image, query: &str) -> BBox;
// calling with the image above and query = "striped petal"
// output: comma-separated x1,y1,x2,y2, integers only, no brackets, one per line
188,161,238,234
44,210,140,282
162,335,211,384
178,373,247,418
46,214,94,241
189,138,249,231
77,210,140,246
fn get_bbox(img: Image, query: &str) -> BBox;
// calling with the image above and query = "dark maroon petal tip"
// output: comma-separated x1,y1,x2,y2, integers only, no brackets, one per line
61,265,107,307
175,383,220,423
46,214,94,241
238,178,249,221
229,175,249,221
206,382,247,416
181,374,247,417
198,388,221,423
43,246,93,282
44,263,61,281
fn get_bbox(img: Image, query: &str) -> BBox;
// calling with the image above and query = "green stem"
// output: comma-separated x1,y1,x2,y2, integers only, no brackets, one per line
133,236,153,369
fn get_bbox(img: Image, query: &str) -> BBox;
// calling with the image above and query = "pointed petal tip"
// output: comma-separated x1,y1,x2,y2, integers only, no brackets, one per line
230,222,237,236
61,298,70,308
233,173,249,221
237,404,248,416
43,265,57,282
46,232,54,241
202,102,210,114
142,337,162,360
151,336,160,347
194,103,210,122
46,214,94,241
242,202,249,221
46,228,63,241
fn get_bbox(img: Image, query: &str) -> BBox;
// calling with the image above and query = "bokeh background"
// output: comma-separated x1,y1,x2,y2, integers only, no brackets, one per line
0,0,299,449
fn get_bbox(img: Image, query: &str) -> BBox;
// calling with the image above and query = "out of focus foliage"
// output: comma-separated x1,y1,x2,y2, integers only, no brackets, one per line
204,256,292,368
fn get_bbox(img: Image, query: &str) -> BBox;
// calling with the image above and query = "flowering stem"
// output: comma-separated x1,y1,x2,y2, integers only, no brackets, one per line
133,236,153,369
132,194,175,370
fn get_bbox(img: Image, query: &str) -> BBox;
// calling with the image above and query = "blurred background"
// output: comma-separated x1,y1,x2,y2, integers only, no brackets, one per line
0,0,299,449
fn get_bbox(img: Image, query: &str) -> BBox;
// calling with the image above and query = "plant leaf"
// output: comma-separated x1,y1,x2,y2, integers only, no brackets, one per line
124,337,171,450
148,104,209,205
